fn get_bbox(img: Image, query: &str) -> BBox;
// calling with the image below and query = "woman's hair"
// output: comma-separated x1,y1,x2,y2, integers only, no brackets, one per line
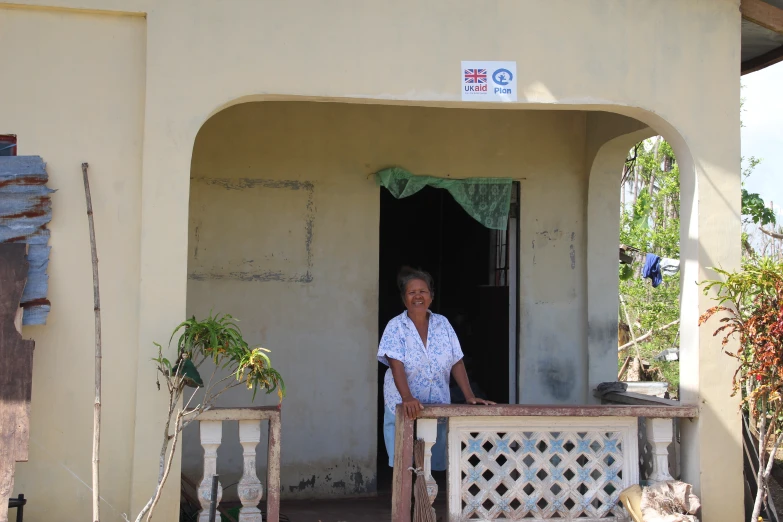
397,266,435,299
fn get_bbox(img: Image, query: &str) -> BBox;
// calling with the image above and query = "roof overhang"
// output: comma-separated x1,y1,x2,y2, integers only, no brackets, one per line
742,0,783,74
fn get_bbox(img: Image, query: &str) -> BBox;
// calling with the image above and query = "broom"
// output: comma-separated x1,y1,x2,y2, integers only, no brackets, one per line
412,439,436,522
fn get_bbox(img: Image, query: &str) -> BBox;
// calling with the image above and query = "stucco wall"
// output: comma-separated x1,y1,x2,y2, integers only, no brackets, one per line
0,7,146,521
184,101,592,498
128,0,740,516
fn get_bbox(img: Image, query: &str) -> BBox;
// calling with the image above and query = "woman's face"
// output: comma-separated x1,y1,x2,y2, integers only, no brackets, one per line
404,278,433,312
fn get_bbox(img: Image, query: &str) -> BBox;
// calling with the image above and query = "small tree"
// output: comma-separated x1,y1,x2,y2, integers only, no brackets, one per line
133,313,285,522
699,258,783,521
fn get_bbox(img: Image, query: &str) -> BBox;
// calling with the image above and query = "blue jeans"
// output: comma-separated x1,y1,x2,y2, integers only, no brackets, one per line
383,407,448,471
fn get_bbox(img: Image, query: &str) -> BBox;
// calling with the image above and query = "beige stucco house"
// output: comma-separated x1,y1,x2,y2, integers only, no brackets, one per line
3,0,783,520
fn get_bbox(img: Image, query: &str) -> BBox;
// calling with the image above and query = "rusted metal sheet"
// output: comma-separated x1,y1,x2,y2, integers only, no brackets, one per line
0,156,53,325
0,244,35,522
415,403,699,419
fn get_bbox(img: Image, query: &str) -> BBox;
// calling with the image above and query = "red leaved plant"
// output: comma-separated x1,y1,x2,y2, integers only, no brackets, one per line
700,258,783,521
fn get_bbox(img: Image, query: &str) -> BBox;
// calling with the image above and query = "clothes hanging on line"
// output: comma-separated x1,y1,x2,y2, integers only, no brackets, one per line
660,257,680,276
642,253,662,288
620,245,680,284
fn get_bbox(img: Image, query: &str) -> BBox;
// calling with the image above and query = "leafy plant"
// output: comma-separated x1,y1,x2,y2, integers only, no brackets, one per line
743,188,776,227
134,313,284,522
699,258,783,521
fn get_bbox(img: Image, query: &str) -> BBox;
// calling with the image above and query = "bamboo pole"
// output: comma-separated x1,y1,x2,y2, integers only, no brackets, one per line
82,162,102,522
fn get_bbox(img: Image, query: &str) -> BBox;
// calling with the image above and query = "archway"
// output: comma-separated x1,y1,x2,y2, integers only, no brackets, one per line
179,100,676,511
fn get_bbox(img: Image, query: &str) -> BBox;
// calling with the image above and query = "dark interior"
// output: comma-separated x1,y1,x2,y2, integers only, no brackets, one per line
376,185,512,490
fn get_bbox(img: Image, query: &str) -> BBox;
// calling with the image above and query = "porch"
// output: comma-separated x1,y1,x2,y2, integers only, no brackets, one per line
184,398,695,521
178,99,732,520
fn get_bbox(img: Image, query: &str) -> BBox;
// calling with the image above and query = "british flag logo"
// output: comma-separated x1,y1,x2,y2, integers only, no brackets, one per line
464,69,487,84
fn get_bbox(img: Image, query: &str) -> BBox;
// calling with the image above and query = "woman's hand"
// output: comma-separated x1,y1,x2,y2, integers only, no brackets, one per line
401,395,425,419
465,396,496,405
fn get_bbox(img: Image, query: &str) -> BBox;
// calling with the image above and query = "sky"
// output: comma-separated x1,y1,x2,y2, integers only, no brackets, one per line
741,61,783,220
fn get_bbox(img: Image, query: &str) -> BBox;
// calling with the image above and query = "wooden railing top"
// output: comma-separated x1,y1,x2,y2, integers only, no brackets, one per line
194,406,281,422
411,403,698,419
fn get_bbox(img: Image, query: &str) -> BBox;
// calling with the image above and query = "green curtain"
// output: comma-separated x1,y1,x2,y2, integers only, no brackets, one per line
375,167,513,231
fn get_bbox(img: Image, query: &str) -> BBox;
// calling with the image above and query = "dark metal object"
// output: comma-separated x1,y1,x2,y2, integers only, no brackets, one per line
208,475,219,522
8,494,26,522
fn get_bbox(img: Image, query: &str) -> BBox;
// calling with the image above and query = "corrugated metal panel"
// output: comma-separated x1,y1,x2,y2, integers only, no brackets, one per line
0,156,54,325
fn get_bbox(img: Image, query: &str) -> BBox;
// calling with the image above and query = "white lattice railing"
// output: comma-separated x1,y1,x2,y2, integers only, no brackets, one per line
191,407,282,522
448,417,638,520
390,404,698,522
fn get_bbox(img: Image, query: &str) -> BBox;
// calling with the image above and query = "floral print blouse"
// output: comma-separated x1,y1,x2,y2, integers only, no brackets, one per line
377,311,464,414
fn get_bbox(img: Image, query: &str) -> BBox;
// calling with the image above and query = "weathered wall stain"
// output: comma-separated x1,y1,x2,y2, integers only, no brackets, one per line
197,177,313,192
537,357,576,401
570,232,576,269
532,228,578,269
192,224,200,260
282,462,376,497
289,474,316,493
588,320,620,355
350,469,365,491
188,177,315,283
189,269,313,283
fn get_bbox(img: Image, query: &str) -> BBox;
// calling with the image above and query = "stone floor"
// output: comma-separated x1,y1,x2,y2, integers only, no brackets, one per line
189,473,449,522
279,493,447,522
279,495,393,522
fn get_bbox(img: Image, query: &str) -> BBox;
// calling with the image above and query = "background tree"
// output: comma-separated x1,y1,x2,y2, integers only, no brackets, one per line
618,122,779,395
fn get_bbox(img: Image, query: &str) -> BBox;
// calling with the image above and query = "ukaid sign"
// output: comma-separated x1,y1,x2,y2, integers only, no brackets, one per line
461,61,517,102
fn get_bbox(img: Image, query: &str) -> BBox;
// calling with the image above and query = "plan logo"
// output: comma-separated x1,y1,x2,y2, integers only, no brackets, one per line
492,68,513,93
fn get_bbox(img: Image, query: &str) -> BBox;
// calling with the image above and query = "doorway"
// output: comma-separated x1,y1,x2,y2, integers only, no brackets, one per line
375,183,520,489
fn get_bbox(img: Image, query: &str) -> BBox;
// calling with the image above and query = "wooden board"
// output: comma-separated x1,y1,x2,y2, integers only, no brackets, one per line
0,244,35,522
742,0,783,35
417,403,698,419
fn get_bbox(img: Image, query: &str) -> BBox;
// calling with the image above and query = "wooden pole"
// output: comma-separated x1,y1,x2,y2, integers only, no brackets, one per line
619,295,643,380
617,319,680,352
82,162,102,522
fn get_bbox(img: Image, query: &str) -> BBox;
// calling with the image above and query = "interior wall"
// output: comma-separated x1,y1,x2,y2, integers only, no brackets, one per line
185,101,591,499
0,7,146,520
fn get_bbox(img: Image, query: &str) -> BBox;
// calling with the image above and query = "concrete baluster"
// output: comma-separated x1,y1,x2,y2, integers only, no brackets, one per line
646,417,674,482
417,419,439,504
198,420,223,522
238,420,264,522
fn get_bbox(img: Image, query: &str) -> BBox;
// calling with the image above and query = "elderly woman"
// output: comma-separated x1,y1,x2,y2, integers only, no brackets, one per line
378,267,495,470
